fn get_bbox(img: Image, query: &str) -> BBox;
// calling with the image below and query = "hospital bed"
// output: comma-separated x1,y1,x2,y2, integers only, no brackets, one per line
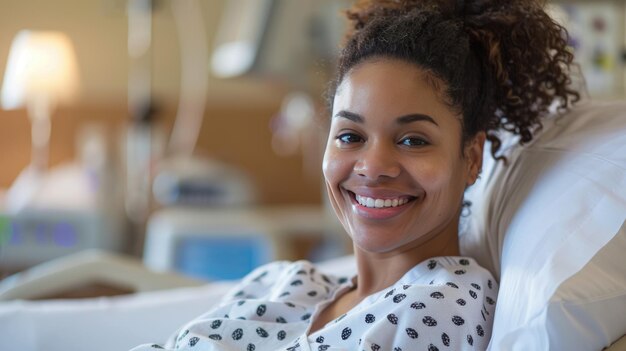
0,99,625,351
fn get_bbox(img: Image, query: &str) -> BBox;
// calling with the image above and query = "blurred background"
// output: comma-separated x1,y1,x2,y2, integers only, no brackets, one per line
0,0,624,298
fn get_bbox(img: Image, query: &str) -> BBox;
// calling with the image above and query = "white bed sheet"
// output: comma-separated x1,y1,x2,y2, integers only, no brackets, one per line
0,256,356,351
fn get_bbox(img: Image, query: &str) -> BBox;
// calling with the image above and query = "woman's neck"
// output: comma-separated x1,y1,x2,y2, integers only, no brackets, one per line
352,225,460,299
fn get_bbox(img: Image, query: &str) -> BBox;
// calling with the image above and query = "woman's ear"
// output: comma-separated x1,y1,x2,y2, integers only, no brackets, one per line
465,132,486,186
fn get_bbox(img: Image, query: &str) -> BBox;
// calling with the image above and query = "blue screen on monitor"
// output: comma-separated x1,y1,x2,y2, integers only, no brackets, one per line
175,235,272,280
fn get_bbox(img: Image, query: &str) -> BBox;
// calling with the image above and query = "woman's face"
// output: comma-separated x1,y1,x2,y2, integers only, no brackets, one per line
323,58,484,255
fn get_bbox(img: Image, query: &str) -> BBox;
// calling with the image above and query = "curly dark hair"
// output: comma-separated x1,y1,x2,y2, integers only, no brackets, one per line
328,0,580,160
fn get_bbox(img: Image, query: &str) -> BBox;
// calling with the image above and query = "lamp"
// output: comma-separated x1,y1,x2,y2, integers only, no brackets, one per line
1,30,80,211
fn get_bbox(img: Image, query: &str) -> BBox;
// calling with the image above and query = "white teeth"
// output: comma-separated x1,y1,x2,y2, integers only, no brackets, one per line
355,194,411,208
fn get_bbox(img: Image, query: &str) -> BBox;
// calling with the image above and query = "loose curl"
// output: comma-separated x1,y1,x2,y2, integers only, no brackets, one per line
328,0,580,160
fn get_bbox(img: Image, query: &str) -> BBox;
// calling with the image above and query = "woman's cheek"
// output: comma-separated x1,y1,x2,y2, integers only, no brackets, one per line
322,148,347,185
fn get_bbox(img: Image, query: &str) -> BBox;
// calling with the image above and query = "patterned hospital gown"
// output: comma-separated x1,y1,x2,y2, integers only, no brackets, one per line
131,256,497,351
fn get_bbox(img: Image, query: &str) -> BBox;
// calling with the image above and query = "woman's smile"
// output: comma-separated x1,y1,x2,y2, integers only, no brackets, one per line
345,188,420,220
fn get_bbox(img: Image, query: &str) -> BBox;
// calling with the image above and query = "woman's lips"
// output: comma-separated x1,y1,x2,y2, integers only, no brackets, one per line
348,191,417,220
354,194,413,208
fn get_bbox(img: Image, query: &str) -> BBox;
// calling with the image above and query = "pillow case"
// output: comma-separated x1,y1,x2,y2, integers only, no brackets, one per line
460,100,626,350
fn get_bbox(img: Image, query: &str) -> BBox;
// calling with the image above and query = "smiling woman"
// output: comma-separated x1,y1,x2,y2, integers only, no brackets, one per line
324,59,484,259
130,0,578,350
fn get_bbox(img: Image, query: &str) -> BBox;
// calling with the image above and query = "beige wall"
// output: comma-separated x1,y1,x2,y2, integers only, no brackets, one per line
0,0,288,104
0,0,331,205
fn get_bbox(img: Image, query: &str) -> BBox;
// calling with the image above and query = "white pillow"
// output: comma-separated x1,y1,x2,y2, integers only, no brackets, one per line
460,100,626,351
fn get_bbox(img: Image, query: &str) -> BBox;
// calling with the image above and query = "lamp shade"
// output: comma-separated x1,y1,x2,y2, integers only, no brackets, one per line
1,30,80,110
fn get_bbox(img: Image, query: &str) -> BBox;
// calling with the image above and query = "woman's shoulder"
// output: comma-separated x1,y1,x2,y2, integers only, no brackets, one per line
401,256,496,289
347,257,498,350
222,259,350,302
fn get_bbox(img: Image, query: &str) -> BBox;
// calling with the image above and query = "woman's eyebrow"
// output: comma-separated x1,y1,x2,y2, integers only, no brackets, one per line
334,110,439,127
397,113,439,126
334,110,363,123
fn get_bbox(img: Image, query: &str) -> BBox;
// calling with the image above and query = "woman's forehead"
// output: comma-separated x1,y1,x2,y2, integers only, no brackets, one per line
332,59,457,123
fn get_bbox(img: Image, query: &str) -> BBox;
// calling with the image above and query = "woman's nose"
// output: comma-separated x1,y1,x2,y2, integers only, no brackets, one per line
353,143,401,180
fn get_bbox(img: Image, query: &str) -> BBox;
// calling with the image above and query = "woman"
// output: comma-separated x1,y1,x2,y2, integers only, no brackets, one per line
132,0,578,350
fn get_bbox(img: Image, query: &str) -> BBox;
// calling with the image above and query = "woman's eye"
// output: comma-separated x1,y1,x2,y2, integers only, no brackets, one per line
399,136,429,147
336,133,363,144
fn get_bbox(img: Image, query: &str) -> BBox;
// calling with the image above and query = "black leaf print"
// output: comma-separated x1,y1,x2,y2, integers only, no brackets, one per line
318,345,330,351
247,344,256,351
279,292,291,297
341,327,352,340
430,292,444,299
452,315,465,326
429,280,435,285
403,284,411,290
256,327,269,338
394,347,402,351
427,260,437,269
316,336,324,343
483,304,490,316
310,267,316,275
178,330,189,341
488,279,493,290
469,290,478,299
253,271,268,281
150,345,164,349
302,313,312,321
208,334,222,341
393,293,407,303
477,324,485,337
459,258,470,266
285,302,296,308
236,316,246,320
456,298,466,306
481,310,486,321
232,328,244,340
322,275,331,284
411,302,426,309
296,269,307,275
422,316,437,327
338,277,348,284
405,328,419,339
455,269,466,275
188,337,199,347
256,304,267,316
277,330,287,340
223,314,229,318
446,282,459,289
291,279,303,286
387,313,399,325
234,290,245,297
428,344,439,351
467,334,474,346
365,314,376,323
471,283,482,290
486,296,495,305
371,344,381,351
276,316,287,323
237,300,246,306
385,289,396,298
308,291,318,297
442,332,450,346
